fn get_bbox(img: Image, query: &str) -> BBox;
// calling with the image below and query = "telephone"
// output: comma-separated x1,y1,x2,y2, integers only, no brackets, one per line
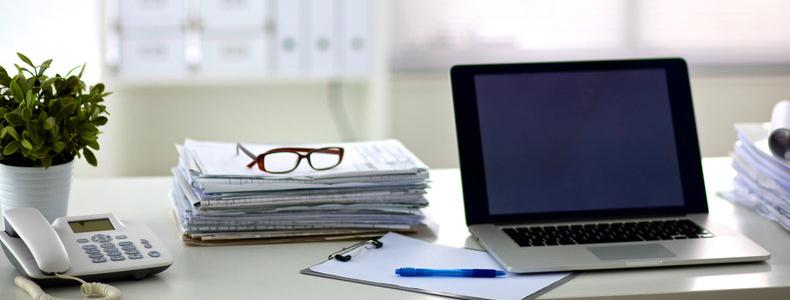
0,207,172,283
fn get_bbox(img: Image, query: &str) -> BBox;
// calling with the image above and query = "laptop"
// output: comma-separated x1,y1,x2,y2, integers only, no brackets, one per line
450,58,770,273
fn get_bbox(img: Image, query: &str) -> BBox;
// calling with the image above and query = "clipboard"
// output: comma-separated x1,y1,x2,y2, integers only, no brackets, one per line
300,232,575,300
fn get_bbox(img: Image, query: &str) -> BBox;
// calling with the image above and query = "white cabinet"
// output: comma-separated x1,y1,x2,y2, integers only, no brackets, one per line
104,0,389,139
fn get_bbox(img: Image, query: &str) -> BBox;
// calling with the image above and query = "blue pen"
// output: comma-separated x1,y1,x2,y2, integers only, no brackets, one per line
395,267,506,278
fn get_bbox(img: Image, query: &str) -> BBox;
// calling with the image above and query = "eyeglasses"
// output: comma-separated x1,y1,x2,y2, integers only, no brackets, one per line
235,143,345,174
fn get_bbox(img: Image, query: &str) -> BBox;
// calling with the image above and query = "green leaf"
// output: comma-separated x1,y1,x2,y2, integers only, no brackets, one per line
87,140,100,150
78,123,98,134
14,64,33,77
20,139,33,150
53,141,66,153
16,52,35,68
1,126,19,140
81,133,98,141
48,98,60,113
38,59,53,75
83,148,97,166
4,113,25,126
44,117,56,130
92,116,108,126
91,83,105,95
64,65,81,77
41,156,52,168
3,141,19,155
25,90,35,107
21,107,32,121
9,79,24,102
0,66,9,86
41,76,56,88
77,63,86,79
57,102,77,118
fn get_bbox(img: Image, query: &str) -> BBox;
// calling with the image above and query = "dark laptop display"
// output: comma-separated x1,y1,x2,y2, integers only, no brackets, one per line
451,59,708,224
473,69,683,215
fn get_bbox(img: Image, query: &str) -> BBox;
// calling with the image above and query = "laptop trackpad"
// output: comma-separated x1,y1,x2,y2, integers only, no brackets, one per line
587,244,676,260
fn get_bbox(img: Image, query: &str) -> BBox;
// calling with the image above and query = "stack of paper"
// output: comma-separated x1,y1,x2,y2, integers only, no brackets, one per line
170,139,431,245
719,123,790,231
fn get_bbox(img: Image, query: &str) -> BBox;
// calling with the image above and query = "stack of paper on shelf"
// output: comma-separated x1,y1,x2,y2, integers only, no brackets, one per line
719,123,790,231
169,139,431,245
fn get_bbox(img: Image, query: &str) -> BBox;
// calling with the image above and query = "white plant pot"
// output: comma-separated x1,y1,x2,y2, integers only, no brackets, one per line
0,160,74,223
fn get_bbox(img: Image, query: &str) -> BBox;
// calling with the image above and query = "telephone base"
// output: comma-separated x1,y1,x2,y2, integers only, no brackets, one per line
22,265,171,286
2,243,171,286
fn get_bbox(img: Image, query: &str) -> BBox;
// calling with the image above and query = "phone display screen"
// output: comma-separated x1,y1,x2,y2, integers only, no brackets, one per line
68,219,115,233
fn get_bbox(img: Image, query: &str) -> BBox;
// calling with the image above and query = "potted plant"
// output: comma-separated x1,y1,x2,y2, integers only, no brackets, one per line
0,53,109,222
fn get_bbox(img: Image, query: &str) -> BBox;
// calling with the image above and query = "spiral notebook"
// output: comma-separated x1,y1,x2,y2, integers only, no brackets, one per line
301,233,574,300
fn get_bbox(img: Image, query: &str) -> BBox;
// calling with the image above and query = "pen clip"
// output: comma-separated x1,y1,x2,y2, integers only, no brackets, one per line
329,239,383,262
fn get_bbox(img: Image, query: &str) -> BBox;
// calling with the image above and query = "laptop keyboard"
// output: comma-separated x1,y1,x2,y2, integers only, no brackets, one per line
502,219,714,247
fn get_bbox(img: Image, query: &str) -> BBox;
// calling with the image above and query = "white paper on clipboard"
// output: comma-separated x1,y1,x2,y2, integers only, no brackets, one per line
302,233,574,300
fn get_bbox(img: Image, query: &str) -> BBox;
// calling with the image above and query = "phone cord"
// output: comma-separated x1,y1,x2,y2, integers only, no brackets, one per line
14,274,122,300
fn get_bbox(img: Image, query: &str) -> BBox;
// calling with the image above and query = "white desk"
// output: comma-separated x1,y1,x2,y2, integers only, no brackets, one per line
1,157,789,299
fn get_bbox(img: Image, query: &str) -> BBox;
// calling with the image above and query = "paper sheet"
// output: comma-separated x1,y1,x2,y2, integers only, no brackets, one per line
185,139,428,179
304,233,573,300
721,123,790,231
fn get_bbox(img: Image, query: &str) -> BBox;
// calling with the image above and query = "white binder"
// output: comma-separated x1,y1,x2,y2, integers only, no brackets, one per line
274,0,306,74
340,0,371,75
119,0,185,29
307,0,336,75
200,32,267,74
120,29,187,77
200,0,266,30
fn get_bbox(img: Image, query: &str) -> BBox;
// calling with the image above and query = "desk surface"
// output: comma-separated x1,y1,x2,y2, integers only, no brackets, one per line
1,157,789,299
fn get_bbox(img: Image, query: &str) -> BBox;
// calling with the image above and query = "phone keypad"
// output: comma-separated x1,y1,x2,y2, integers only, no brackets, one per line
92,257,107,263
90,234,113,243
81,237,160,263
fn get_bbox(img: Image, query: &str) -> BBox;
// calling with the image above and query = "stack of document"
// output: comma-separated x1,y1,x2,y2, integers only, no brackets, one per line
170,139,430,245
720,123,790,231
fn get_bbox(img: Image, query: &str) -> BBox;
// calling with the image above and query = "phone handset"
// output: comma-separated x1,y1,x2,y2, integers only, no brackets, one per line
3,207,70,274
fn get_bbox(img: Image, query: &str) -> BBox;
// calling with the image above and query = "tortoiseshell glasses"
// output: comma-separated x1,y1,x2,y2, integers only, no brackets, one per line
235,143,345,174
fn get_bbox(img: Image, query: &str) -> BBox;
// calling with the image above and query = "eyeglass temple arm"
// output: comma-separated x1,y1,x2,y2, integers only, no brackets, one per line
236,143,261,169
266,147,344,154
236,143,257,159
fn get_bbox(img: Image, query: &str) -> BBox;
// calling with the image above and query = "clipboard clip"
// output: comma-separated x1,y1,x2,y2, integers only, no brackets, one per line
328,239,384,262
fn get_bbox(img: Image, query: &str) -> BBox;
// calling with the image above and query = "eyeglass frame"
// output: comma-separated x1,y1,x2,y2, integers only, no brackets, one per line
235,143,345,174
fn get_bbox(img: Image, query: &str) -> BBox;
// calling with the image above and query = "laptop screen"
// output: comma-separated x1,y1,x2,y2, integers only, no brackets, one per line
473,69,685,215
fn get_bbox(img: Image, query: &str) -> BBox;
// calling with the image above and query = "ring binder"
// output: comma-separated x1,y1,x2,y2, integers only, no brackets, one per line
328,239,383,262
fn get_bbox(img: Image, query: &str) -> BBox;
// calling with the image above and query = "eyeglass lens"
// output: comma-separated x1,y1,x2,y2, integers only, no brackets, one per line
309,150,342,170
261,148,343,173
262,152,302,173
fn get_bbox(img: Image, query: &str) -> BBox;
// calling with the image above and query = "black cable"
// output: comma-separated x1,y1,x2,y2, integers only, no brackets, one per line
327,80,357,141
